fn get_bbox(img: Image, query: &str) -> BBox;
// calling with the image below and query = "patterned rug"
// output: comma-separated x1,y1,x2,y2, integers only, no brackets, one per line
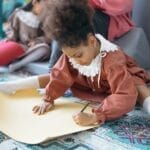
0,68,150,150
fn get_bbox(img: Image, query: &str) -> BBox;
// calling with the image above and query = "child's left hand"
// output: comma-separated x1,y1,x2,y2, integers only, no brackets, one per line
73,112,98,126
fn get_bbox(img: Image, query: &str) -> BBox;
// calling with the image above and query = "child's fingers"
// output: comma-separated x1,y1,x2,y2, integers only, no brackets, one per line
37,106,45,115
73,114,88,125
32,105,37,111
33,102,53,115
72,112,80,118
38,107,43,115
72,115,77,120
33,106,40,114
73,115,80,124
73,117,79,124
73,113,95,126
75,121,80,125
45,104,52,112
40,106,46,115
32,105,40,112
74,115,79,120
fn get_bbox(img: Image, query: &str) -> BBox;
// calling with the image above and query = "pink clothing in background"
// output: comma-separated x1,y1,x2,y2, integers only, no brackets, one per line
90,0,134,40
0,41,24,65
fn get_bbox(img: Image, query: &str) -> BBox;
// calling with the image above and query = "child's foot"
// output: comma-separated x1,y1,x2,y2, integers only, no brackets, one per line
0,82,16,94
143,97,150,114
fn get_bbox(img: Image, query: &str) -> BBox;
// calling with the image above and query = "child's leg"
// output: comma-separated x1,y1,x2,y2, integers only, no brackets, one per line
0,74,49,94
0,76,40,94
137,85,150,114
9,47,50,72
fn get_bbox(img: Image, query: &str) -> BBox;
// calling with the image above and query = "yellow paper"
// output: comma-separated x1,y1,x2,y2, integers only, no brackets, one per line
0,89,97,144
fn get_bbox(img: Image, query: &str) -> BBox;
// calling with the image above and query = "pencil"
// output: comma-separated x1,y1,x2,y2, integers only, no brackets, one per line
80,103,90,112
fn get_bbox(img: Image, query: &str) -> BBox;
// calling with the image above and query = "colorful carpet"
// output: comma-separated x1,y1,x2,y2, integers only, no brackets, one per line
0,68,150,150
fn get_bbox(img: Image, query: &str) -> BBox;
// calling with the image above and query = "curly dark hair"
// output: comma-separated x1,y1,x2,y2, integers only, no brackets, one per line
43,0,94,47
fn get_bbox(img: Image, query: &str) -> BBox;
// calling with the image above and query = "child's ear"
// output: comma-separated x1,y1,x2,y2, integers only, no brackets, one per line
88,35,97,48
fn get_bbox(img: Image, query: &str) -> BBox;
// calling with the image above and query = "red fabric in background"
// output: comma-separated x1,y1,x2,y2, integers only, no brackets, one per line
0,41,24,66
89,0,134,41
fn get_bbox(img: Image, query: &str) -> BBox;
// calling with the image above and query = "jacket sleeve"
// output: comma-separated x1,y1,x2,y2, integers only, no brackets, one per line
90,0,133,16
93,61,137,124
43,54,78,102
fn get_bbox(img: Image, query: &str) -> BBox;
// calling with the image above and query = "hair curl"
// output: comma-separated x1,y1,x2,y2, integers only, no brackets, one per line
43,0,94,47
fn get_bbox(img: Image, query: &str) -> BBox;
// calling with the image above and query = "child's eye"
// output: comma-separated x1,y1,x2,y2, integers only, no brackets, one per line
75,53,82,58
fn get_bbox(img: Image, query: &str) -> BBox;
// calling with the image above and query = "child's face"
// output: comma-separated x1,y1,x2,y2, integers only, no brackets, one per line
62,35,100,66
32,0,44,15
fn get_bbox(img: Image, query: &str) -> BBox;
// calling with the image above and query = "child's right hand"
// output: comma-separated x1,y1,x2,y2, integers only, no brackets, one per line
32,100,54,115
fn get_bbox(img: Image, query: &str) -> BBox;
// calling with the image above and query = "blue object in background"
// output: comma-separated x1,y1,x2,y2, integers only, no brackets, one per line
3,0,25,22
0,0,3,39
0,0,25,38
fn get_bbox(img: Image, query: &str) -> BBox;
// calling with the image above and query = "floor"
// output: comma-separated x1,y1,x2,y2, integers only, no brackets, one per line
0,67,149,150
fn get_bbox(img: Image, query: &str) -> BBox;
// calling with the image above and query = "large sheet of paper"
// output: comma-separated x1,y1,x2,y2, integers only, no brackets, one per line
0,89,97,144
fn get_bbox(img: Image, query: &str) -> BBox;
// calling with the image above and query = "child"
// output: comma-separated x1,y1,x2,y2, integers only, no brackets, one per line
0,0,50,71
0,0,150,126
48,0,134,69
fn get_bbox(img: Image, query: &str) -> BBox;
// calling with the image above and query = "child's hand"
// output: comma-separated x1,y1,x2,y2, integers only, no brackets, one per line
32,100,54,115
28,41,35,47
73,112,98,126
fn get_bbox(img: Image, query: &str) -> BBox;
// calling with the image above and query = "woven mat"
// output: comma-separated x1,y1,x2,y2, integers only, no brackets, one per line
0,67,149,150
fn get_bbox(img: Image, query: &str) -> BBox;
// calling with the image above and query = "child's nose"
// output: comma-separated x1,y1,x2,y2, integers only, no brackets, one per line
74,59,80,64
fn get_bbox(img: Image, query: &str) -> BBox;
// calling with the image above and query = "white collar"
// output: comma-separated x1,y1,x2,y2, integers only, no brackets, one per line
69,34,118,77
16,9,40,28
69,53,101,77
95,34,118,52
